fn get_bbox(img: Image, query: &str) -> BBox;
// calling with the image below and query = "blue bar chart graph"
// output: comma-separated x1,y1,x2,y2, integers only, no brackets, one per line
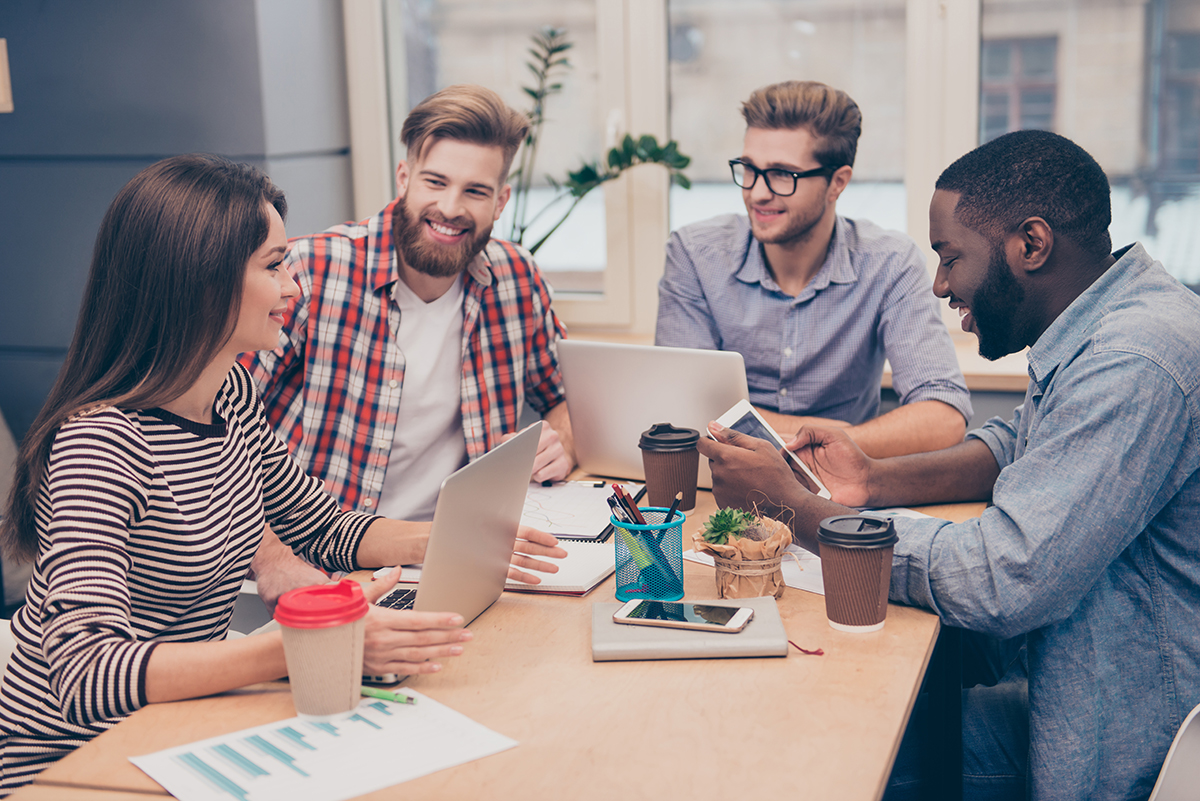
131,694,517,801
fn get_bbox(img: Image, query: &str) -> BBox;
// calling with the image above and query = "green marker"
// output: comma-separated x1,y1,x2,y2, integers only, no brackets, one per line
360,685,416,705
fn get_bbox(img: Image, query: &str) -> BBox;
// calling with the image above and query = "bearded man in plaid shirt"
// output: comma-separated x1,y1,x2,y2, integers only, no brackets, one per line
242,84,575,532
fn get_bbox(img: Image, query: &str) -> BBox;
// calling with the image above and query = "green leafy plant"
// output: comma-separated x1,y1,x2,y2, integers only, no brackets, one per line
508,27,692,255
701,508,756,546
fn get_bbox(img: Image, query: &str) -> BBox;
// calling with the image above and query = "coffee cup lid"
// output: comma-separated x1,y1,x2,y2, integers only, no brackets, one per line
817,515,898,549
638,422,699,451
274,579,369,629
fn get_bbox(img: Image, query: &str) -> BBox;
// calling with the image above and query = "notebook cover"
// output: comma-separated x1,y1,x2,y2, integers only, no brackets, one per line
591,596,789,661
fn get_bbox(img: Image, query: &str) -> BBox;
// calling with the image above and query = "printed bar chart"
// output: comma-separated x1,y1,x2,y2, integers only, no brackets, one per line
131,693,517,801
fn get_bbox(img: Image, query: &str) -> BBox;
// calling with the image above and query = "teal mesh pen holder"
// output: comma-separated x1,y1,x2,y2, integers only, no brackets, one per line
613,508,685,602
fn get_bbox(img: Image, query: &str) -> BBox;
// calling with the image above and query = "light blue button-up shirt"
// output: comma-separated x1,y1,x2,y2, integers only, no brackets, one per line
656,213,971,425
890,244,1200,799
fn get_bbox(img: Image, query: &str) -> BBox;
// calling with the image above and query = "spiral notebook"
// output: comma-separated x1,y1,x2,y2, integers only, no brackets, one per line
504,540,615,596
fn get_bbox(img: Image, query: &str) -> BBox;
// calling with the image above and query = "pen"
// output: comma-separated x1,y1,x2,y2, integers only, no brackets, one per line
607,495,633,524
663,491,683,525
360,686,416,705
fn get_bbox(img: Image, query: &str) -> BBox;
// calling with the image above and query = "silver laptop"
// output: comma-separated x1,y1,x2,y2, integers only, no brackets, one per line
558,340,749,488
374,422,541,623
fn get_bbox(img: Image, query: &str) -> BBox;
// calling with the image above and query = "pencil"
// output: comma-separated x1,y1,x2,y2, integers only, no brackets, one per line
663,491,683,525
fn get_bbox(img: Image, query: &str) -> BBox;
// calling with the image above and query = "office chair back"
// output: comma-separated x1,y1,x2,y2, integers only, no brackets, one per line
1149,702,1200,800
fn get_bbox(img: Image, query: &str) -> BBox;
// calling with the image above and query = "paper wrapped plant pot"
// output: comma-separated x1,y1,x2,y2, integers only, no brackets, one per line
693,510,792,599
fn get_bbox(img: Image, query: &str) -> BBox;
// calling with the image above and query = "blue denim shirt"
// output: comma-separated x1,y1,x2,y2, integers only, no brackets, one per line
656,214,972,425
890,244,1200,799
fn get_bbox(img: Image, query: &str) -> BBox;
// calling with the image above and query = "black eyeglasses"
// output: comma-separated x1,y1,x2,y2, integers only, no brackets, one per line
728,159,836,196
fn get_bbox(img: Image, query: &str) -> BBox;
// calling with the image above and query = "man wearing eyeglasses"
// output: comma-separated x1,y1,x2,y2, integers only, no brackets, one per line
656,81,971,457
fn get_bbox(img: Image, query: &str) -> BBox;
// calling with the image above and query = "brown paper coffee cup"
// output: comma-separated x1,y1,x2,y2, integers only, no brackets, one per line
817,516,898,632
274,580,369,718
639,423,700,511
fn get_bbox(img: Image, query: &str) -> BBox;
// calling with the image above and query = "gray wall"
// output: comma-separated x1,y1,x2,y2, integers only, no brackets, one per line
0,0,354,442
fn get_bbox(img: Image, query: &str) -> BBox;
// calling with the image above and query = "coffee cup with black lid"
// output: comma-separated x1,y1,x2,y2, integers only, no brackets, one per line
638,423,700,511
817,515,899,632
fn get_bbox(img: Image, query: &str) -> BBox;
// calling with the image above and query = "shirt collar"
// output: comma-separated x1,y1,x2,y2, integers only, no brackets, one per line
733,215,858,297
371,197,494,293
1025,242,1150,387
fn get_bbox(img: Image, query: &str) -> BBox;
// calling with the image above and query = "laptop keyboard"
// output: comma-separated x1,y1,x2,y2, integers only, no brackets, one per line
376,588,417,610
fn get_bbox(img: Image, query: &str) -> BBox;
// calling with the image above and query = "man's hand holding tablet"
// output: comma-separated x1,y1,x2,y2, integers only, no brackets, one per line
711,400,832,499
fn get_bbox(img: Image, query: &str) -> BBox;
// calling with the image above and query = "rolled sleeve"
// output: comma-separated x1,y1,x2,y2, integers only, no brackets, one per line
891,349,1193,640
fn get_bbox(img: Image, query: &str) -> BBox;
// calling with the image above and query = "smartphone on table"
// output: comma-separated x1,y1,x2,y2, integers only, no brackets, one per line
713,399,832,499
612,599,754,633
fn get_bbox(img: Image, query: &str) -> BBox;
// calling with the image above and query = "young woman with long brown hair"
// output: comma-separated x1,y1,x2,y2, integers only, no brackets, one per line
0,154,560,793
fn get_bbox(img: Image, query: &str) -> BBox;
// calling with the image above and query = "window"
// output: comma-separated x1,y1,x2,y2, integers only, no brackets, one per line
1162,32,1200,174
349,1,991,334
981,0,1200,287
980,38,1057,143
667,0,909,236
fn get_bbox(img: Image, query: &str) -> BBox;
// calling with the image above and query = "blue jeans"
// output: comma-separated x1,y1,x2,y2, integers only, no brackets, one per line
884,634,1030,800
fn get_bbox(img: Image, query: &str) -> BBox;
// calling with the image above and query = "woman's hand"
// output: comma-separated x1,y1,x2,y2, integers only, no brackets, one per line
358,567,473,676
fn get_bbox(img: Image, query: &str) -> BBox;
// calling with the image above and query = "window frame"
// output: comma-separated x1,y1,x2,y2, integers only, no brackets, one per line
343,0,983,335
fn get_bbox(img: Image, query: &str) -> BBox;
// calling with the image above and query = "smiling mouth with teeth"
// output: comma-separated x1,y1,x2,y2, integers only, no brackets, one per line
427,219,466,237
957,304,974,332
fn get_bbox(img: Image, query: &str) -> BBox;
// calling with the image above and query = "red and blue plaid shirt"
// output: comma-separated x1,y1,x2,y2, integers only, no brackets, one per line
241,198,567,513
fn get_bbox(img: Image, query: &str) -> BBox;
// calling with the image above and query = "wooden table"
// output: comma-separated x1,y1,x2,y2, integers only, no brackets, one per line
22,497,983,801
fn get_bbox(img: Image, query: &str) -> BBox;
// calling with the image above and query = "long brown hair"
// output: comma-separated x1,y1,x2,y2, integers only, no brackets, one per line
1,154,287,561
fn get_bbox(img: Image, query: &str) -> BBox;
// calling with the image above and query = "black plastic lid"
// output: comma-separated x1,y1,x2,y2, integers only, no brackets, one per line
817,515,898,549
638,422,700,451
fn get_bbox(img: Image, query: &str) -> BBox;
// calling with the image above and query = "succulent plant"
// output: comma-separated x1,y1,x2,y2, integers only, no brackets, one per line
701,508,756,545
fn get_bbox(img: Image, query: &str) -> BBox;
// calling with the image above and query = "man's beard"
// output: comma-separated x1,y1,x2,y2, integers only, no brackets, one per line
747,187,828,247
392,196,492,278
973,245,1026,361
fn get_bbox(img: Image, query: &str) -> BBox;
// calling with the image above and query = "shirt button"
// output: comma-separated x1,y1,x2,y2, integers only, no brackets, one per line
783,347,793,357
388,380,399,389
363,499,374,508
779,388,788,396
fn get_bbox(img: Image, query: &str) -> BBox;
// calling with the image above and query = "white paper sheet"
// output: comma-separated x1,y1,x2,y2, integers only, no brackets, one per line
520,480,643,539
130,692,516,801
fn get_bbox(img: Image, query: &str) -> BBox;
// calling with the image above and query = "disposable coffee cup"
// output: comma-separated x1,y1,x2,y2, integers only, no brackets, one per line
638,423,700,511
817,515,899,632
274,579,369,719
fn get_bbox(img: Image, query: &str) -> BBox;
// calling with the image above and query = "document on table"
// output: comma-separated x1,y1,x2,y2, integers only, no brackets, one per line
521,480,643,541
684,544,826,595
683,507,933,597
130,691,516,801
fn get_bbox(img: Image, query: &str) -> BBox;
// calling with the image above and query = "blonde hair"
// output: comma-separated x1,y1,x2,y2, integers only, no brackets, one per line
400,84,530,177
741,81,862,169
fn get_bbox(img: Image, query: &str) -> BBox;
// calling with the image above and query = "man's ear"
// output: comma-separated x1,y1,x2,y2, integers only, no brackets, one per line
826,165,853,205
395,161,410,197
493,183,512,222
1008,216,1053,275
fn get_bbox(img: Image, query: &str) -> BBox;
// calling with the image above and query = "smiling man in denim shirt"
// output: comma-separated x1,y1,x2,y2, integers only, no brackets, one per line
699,129,1200,800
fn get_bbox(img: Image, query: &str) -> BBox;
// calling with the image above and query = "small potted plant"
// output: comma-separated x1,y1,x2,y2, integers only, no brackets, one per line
694,508,793,599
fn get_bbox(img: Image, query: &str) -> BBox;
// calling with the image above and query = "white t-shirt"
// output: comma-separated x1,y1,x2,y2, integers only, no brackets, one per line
375,275,468,522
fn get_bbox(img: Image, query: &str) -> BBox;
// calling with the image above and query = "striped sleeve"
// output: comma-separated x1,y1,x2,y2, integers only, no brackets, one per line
228,364,377,571
36,414,161,725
